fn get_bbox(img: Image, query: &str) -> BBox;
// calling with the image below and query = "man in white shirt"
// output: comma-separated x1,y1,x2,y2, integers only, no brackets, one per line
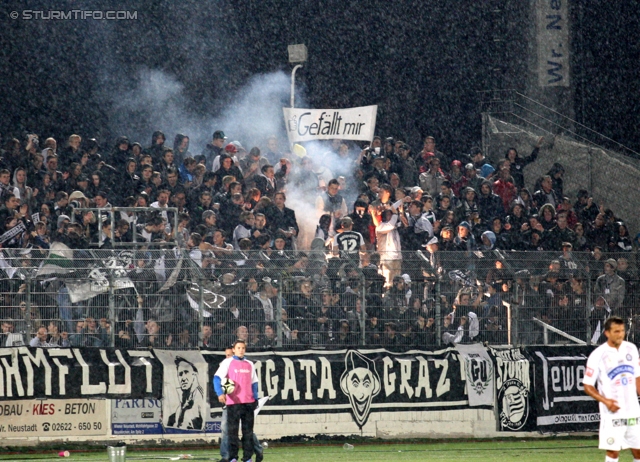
583,316,640,462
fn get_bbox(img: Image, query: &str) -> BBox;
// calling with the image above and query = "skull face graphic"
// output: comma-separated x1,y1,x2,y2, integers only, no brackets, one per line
340,351,381,428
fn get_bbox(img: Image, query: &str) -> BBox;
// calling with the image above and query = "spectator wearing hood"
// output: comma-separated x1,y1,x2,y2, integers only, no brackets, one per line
609,221,633,253
594,258,626,316
173,134,191,167
143,130,167,166
455,187,480,226
453,221,476,251
480,230,496,251
214,153,244,189
109,136,133,173
121,158,140,202
477,180,504,224
492,161,517,213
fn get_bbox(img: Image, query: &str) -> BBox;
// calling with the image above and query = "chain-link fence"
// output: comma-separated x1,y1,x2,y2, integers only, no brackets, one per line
2,247,638,349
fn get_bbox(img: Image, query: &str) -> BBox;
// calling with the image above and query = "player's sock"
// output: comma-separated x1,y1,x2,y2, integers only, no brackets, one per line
632,459,640,462
605,457,618,462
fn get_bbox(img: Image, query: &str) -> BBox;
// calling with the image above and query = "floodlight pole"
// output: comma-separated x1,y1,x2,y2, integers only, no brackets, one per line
290,64,303,108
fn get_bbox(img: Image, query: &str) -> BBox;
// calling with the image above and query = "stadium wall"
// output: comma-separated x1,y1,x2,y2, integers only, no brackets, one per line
0,345,597,445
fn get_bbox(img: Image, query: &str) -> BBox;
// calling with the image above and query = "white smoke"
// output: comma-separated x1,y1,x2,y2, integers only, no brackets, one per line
104,68,367,248
106,68,291,152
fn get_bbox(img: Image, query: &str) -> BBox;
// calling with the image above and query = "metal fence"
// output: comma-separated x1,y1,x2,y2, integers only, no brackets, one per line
1,247,638,349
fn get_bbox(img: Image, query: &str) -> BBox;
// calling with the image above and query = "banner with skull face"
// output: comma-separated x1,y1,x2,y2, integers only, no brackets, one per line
203,347,473,430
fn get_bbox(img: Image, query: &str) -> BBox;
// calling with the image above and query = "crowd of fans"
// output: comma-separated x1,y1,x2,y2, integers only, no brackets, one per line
0,130,638,350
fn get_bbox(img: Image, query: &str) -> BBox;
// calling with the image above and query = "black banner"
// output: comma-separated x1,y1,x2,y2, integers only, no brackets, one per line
203,348,475,430
0,347,163,401
489,347,535,432
526,345,599,431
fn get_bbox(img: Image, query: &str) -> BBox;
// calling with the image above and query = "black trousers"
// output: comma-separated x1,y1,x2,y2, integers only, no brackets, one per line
226,402,255,462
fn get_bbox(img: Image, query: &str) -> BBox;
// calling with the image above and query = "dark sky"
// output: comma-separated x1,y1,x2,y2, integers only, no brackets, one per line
0,0,638,155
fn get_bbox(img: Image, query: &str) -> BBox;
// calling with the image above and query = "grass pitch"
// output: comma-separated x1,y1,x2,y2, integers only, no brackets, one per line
0,439,608,462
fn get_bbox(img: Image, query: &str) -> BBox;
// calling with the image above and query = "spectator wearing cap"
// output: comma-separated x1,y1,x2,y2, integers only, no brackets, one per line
594,258,626,316
75,174,91,197
202,130,226,171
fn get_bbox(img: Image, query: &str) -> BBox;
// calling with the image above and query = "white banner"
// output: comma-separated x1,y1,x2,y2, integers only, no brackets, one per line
283,105,378,143
112,399,163,435
537,0,570,87
0,399,107,437
153,350,208,434
456,344,495,407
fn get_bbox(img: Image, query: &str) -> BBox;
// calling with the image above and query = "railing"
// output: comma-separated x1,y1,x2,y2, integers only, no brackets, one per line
533,317,586,345
1,247,637,349
478,89,640,159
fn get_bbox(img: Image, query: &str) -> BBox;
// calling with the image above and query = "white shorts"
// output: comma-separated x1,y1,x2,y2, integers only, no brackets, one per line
599,416,640,451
